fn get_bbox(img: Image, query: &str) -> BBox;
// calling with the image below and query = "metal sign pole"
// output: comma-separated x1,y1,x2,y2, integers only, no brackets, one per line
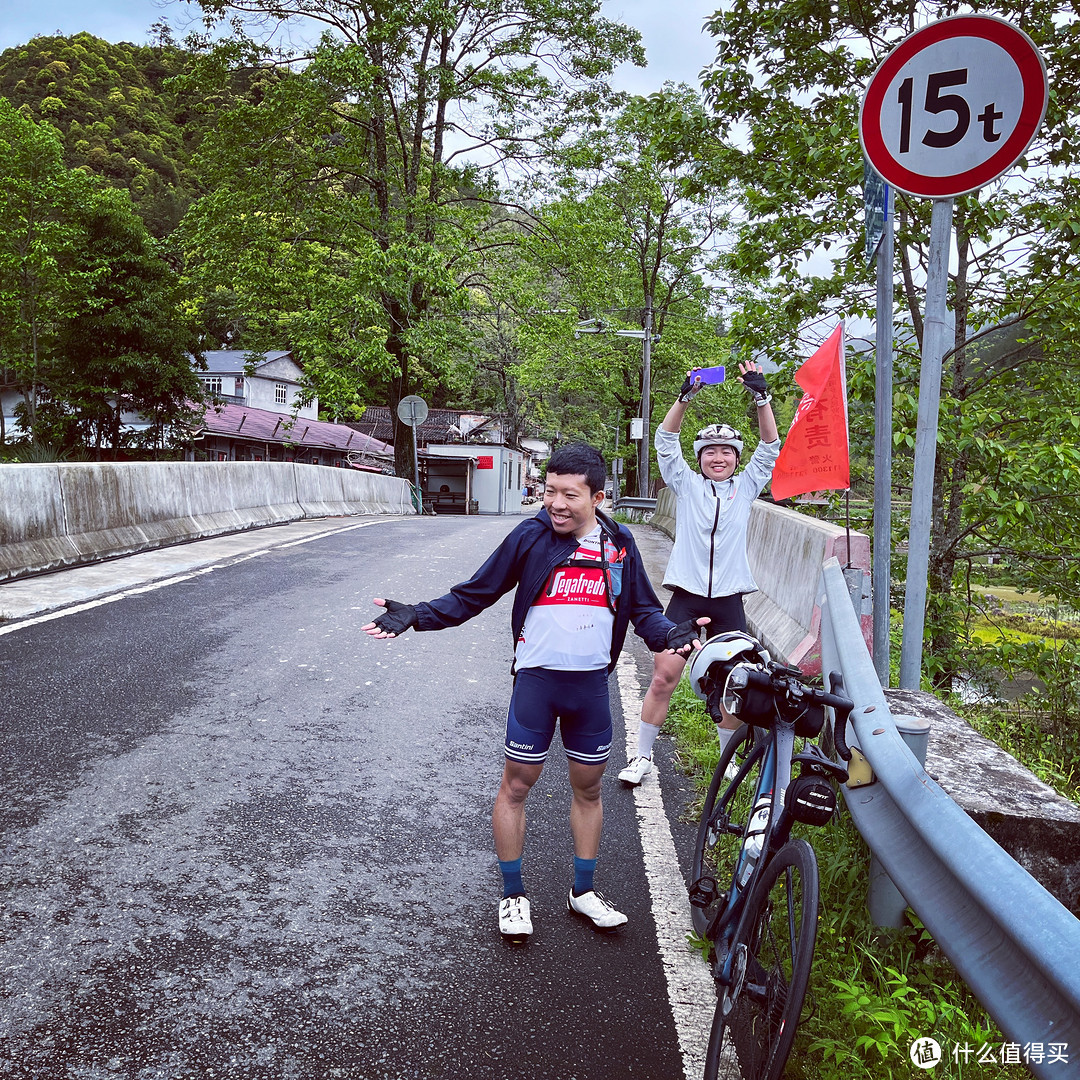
872,189,894,687
638,294,653,499
409,402,420,502
396,395,428,513
899,197,954,689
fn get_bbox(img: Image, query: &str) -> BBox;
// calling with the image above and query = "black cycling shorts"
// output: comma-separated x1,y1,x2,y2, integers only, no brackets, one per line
664,587,747,641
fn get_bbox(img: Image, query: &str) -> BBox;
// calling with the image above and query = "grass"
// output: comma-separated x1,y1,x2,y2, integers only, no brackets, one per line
666,679,1032,1080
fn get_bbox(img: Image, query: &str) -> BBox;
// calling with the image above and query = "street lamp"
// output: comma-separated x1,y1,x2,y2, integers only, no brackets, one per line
575,296,659,498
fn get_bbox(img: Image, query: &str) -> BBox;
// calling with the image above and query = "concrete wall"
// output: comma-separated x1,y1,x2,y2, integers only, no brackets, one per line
0,461,413,583
650,487,872,675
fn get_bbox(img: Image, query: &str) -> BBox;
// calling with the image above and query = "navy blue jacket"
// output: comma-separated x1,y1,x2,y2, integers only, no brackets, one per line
414,508,675,672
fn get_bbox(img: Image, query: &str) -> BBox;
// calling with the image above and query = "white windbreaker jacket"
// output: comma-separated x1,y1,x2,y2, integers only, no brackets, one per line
655,425,781,598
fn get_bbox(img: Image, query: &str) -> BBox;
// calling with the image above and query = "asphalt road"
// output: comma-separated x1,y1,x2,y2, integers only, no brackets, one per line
0,515,713,1080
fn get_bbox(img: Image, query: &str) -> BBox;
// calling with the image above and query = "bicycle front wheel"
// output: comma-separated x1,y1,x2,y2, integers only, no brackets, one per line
690,724,758,937
704,838,819,1080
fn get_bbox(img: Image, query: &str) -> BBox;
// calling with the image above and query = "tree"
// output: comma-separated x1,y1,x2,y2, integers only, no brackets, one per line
37,188,206,458
180,0,645,480
506,88,739,492
0,99,99,446
0,33,223,237
691,0,1080,686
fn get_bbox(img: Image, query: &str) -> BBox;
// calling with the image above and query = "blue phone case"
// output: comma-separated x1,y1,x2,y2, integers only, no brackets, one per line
696,365,725,384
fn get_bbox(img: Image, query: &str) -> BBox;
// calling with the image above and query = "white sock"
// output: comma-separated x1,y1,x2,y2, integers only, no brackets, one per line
716,726,737,754
636,721,661,760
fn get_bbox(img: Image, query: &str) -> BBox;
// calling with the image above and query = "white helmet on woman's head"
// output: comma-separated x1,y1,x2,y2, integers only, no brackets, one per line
694,423,743,461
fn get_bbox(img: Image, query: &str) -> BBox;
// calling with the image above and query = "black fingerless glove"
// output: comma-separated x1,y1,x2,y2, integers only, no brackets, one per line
373,599,418,635
679,373,704,403
741,369,771,406
666,618,701,652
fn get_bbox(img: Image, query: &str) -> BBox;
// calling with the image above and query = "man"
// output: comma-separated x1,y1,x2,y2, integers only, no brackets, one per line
617,361,780,786
363,443,705,941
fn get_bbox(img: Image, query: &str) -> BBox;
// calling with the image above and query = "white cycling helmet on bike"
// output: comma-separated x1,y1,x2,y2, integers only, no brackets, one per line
687,631,768,701
693,423,743,461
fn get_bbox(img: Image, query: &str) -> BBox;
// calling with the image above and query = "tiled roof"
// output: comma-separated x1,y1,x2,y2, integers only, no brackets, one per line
195,350,295,375
199,402,393,456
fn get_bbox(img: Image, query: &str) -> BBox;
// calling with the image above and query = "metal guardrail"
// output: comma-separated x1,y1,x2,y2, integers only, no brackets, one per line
818,557,1080,1073
614,496,657,513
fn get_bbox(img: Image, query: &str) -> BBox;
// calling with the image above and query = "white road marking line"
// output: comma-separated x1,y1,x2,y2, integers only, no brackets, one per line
615,651,715,1080
0,519,390,636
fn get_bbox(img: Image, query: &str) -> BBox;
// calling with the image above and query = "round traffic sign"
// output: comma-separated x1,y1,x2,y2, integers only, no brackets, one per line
396,394,428,427
860,15,1047,199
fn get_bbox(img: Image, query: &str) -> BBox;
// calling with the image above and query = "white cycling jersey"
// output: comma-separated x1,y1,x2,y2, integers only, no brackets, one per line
515,526,617,670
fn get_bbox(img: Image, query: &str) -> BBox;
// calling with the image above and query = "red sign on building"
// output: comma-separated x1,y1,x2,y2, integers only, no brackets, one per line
477,456,494,469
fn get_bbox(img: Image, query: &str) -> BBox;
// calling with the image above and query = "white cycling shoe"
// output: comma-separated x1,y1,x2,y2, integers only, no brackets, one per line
498,895,533,940
617,755,653,785
567,889,628,931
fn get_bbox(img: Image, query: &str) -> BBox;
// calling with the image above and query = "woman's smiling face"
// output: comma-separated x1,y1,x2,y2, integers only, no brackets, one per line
699,444,739,481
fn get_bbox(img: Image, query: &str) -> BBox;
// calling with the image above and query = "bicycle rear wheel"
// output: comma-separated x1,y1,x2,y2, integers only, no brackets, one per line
704,838,819,1080
690,724,759,937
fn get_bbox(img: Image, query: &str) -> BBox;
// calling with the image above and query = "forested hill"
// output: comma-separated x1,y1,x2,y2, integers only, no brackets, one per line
0,33,221,237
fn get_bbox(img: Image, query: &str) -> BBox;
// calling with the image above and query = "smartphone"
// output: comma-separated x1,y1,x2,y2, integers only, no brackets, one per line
694,365,726,385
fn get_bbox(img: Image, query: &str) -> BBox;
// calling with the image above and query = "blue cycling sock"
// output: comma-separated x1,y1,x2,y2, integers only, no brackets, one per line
573,856,597,896
498,857,524,899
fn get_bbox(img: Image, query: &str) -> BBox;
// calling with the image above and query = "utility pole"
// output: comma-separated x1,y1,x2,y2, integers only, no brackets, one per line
638,294,653,498
575,298,659,500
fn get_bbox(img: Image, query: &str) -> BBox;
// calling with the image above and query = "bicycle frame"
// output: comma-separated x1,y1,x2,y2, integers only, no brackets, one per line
711,718,799,990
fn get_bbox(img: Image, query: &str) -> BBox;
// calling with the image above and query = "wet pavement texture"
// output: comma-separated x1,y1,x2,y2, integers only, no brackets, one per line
1,516,691,1080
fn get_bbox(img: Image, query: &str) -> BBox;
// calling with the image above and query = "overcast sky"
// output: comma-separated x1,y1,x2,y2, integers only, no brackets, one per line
0,0,721,95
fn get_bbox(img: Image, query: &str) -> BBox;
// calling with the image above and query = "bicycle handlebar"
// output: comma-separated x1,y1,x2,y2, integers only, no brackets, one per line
737,664,854,761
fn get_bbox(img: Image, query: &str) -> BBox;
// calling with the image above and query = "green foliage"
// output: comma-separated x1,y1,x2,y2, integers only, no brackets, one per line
0,441,89,463
41,187,205,457
0,98,103,444
688,0,1080,686
177,0,646,477
0,33,221,237
0,99,200,456
507,87,744,485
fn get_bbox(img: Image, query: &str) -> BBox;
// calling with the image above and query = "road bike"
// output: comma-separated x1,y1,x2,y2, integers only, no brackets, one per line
685,633,855,1080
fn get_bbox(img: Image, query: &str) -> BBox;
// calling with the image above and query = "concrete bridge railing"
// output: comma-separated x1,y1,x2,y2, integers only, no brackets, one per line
0,461,413,583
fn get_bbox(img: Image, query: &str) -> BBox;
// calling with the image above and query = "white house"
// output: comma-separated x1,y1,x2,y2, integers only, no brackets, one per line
195,351,315,419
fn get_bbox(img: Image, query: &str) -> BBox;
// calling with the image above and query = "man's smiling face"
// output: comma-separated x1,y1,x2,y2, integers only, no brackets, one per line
543,471,603,538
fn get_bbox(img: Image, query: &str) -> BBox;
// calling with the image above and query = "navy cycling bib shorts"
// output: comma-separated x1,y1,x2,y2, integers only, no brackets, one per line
504,667,612,767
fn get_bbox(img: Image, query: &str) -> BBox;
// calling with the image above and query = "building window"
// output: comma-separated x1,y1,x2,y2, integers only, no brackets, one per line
204,376,223,395
275,382,288,406
234,377,244,397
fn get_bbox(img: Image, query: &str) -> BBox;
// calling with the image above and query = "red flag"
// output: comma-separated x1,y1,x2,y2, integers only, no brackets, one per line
771,323,849,501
